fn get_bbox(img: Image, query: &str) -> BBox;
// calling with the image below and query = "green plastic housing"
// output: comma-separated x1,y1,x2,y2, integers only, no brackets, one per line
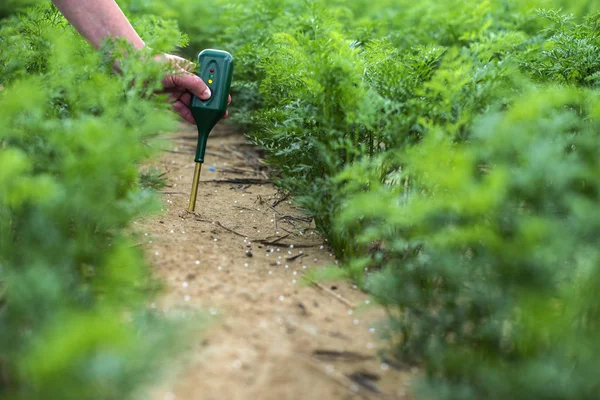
190,49,234,162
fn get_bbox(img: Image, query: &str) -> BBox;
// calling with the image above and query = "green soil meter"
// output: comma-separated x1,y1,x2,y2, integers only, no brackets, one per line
188,49,234,212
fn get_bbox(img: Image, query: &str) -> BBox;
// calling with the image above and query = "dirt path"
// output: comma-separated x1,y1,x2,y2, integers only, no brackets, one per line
136,125,415,400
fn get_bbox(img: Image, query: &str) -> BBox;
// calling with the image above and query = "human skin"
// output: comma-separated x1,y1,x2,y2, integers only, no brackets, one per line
51,0,230,123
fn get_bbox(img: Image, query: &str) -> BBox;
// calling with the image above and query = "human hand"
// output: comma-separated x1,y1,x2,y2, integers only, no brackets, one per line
156,54,231,124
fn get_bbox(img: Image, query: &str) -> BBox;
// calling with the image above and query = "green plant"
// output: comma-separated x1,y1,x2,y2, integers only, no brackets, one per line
0,3,194,399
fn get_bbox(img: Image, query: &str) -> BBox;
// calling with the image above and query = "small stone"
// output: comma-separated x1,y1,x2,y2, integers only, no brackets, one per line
246,250,253,257
290,245,294,249
244,263,249,267
369,327,376,333
196,260,200,265
348,310,353,315
182,282,189,288
164,392,176,400
279,295,285,301
184,295,191,302
380,363,389,371
354,319,359,325
218,266,222,271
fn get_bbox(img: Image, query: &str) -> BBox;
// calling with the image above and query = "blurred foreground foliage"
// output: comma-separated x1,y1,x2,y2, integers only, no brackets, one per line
144,0,600,398
0,2,197,399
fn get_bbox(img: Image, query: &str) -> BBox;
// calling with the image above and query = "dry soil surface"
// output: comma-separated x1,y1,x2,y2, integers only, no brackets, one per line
136,125,415,400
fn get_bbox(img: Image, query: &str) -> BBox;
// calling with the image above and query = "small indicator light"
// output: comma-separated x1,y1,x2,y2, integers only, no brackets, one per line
210,75,214,79
210,68,215,73
208,79,213,84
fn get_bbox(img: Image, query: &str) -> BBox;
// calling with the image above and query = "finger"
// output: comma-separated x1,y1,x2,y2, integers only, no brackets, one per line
168,72,211,100
173,100,195,124
223,109,229,119
228,95,231,105
180,92,192,107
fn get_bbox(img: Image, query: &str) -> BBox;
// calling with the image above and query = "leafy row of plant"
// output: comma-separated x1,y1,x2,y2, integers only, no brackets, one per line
152,0,600,398
0,3,198,399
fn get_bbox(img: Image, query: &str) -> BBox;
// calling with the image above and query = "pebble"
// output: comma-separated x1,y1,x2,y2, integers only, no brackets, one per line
184,295,190,302
164,392,176,400
209,166,216,172
195,260,200,265
354,319,359,325
244,263,249,267
246,250,253,257
182,282,189,288
369,327,376,333
348,310,353,315
279,295,285,301
218,266,222,271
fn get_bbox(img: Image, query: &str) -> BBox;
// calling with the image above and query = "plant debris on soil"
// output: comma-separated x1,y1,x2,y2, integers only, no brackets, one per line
135,124,415,400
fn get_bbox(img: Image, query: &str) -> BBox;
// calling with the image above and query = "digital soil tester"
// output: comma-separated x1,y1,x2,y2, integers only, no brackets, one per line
188,49,234,212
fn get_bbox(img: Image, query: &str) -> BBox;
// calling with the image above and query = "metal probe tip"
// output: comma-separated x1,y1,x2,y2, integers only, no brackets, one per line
188,162,202,212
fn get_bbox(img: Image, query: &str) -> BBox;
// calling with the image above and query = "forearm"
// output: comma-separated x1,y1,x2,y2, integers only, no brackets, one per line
51,0,144,49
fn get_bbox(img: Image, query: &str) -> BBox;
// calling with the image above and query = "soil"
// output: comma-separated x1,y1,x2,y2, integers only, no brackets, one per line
136,124,415,400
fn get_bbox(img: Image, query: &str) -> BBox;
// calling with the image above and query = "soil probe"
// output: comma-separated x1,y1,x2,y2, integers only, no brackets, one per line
188,49,234,212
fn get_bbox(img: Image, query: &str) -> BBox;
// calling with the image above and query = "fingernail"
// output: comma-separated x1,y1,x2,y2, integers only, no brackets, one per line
201,87,212,100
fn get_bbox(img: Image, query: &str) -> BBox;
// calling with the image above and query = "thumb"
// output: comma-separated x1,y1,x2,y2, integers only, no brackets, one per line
171,72,212,100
